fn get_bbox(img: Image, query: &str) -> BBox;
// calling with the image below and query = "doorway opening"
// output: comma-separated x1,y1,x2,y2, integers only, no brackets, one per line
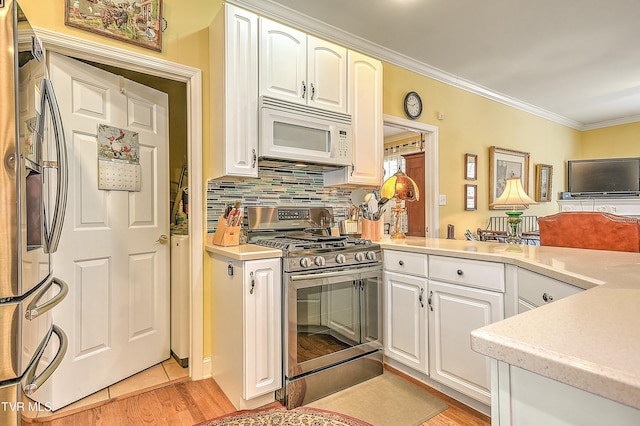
383,115,439,238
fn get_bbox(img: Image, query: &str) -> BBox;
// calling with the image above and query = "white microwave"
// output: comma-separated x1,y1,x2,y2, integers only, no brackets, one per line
259,96,352,167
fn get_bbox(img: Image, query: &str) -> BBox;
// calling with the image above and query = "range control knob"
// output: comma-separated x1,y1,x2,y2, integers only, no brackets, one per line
299,257,311,268
366,251,377,261
335,254,346,264
355,252,365,262
314,256,326,267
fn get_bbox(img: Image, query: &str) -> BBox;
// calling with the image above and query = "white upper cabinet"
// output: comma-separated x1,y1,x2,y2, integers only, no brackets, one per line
259,19,347,114
324,51,383,186
210,4,259,178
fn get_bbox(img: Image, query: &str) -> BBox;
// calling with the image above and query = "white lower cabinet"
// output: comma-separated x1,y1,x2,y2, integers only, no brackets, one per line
427,255,505,405
210,255,281,409
384,271,428,374
493,360,640,426
428,280,503,405
517,268,582,313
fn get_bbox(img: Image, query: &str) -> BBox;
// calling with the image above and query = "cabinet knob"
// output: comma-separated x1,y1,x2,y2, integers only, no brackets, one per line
542,292,554,302
457,269,463,276
398,260,404,266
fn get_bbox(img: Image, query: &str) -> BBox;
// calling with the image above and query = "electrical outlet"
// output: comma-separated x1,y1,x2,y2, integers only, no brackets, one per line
439,194,447,205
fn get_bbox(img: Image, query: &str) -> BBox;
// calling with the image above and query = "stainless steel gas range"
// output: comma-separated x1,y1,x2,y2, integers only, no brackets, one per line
248,206,383,409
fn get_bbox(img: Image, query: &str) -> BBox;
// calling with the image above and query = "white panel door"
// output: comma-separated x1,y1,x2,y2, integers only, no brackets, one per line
384,272,428,374
307,37,347,113
37,52,169,410
244,259,282,399
259,18,307,103
428,281,504,405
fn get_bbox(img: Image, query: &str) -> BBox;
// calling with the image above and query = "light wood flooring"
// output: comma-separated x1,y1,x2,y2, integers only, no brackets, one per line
22,363,490,426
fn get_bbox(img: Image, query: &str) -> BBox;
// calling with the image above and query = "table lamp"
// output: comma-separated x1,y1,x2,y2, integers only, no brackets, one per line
381,170,420,239
490,176,536,243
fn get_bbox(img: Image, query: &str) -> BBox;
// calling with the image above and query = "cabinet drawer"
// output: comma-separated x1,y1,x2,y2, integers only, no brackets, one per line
383,250,428,277
518,268,582,307
429,255,504,292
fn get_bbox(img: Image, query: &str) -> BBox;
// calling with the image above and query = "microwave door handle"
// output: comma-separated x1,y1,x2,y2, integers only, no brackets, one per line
38,79,69,254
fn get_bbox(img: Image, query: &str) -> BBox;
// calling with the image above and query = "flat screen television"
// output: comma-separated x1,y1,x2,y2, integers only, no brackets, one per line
568,158,640,196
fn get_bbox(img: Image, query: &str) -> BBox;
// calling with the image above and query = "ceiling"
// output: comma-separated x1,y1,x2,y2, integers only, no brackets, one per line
238,0,640,130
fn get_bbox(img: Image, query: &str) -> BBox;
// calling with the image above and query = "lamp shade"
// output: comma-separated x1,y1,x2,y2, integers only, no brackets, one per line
490,177,536,209
381,170,420,201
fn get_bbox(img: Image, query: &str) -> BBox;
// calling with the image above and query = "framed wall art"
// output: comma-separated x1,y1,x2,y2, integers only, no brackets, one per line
465,184,477,211
465,153,477,180
64,0,163,52
535,164,553,202
489,146,530,209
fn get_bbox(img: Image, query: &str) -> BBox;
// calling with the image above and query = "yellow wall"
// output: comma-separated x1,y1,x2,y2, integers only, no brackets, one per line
383,63,582,235
580,121,640,159
17,0,639,363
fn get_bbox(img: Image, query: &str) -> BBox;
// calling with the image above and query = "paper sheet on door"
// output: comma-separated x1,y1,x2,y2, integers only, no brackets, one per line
97,124,141,191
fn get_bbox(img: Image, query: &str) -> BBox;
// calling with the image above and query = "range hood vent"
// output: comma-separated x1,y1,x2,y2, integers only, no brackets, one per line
258,158,345,173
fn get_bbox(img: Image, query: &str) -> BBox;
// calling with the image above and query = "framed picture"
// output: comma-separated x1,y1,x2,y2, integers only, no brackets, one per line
64,0,163,52
465,184,477,211
489,146,530,209
535,164,553,202
465,153,477,180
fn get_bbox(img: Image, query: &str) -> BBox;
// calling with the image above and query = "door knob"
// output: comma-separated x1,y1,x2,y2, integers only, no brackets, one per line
156,234,169,244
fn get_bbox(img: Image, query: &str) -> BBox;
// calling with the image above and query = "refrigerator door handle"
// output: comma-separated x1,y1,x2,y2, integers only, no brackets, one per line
25,277,68,320
36,78,68,254
22,324,68,396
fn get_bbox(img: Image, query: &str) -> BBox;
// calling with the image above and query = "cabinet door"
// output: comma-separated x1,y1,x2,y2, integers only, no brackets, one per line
307,37,347,113
325,51,383,186
384,272,428,374
211,4,258,178
259,19,306,104
428,280,504,404
243,259,282,399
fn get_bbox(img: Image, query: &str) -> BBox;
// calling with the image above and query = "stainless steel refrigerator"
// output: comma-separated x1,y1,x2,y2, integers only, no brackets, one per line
1,1,69,424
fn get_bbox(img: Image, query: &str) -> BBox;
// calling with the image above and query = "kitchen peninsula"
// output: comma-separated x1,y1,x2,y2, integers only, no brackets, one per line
207,236,640,423
378,237,640,425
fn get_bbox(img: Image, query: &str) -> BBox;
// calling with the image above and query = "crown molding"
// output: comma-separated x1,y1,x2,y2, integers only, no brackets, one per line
231,0,587,130
581,114,640,131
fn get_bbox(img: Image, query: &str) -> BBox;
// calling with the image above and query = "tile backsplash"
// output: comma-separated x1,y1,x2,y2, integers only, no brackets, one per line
207,167,360,231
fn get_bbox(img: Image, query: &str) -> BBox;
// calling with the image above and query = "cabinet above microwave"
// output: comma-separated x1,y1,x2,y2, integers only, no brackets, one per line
209,4,382,184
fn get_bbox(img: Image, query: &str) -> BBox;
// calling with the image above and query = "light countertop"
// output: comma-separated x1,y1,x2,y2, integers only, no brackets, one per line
379,236,640,410
205,242,282,261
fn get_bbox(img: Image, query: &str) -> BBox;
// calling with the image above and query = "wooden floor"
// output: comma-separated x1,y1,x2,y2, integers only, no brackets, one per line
23,368,490,426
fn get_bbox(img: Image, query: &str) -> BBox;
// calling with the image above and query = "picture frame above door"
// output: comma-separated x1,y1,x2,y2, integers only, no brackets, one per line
64,0,164,52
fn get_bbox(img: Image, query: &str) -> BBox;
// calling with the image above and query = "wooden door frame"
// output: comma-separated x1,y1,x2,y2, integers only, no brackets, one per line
32,28,206,380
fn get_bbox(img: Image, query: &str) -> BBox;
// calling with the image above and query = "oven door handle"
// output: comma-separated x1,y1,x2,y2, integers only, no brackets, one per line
290,265,381,281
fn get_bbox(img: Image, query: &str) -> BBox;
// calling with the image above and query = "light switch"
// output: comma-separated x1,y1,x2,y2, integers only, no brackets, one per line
439,194,446,205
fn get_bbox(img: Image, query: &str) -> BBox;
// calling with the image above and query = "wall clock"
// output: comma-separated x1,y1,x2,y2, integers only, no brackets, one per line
403,91,422,119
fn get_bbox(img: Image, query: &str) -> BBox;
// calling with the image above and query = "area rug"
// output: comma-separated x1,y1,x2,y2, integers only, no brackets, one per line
197,406,372,426
307,373,448,426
